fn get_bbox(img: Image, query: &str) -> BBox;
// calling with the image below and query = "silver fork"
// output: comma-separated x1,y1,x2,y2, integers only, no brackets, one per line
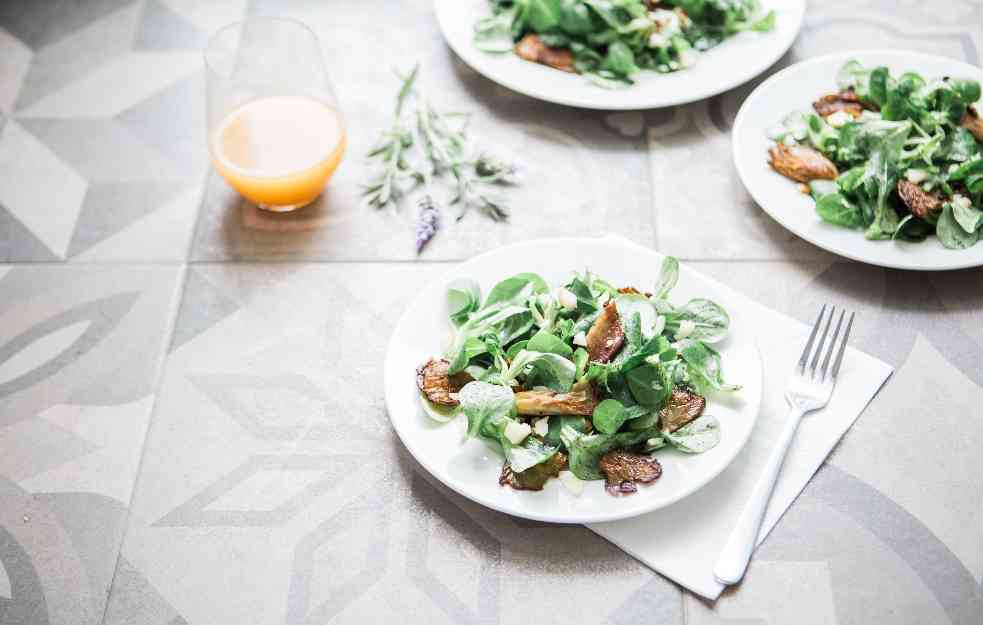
713,305,855,586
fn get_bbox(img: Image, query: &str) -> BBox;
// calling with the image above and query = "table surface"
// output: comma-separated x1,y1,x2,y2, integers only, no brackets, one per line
1,1,982,624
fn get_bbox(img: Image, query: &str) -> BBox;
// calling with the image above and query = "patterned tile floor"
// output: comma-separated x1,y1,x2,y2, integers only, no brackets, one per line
0,1,981,624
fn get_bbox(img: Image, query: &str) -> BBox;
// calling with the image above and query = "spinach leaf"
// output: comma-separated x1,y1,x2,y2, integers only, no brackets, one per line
507,350,576,391
861,123,910,239
558,0,594,34
524,0,562,32
615,294,661,339
593,398,628,434
815,191,864,228
664,298,730,343
447,279,481,326
678,339,740,392
953,200,983,234
601,41,639,78
653,256,679,299
625,360,671,409
501,425,559,472
482,275,535,309
573,347,589,379
664,414,721,453
566,275,598,311
937,202,979,249
474,8,517,53
545,415,590,447
459,381,515,439
527,327,573,357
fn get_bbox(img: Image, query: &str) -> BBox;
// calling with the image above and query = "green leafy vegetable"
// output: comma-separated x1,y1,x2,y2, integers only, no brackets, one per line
473,0,775,85
772,59,983,250
593,398,628,434
664,414,721,453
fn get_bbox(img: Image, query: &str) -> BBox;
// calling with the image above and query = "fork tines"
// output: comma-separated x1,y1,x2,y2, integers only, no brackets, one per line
797,305,854,380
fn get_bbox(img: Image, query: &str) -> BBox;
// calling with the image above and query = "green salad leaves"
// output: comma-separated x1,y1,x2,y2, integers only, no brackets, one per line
419,257,740,494
769,60,983,249
475,0,775,85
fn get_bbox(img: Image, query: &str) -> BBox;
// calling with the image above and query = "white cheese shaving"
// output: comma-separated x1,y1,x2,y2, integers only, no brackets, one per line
533,417,549,437
504,421,532,445
826,110,852,128
905,168,928,184
556,287,578,311
572,331,588,347
675,319,696,339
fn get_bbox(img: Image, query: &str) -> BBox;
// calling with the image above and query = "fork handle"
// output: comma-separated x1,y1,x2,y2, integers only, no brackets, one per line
713,406,805,586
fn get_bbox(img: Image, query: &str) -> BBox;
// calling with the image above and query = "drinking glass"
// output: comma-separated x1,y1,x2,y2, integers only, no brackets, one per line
205,17,345,212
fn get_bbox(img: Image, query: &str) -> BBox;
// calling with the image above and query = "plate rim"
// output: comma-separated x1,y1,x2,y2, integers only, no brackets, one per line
732,48,983,271
433,0,806,110
383,236,764,523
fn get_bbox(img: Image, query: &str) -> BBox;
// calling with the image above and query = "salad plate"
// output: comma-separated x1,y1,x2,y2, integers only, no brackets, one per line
384,238,762,523
433,0,804,110
733,50,983,270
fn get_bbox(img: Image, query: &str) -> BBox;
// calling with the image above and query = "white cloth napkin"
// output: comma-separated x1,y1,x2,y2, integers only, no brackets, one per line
587,237,893,600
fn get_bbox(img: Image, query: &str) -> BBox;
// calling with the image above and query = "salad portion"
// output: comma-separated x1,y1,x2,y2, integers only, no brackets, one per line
767,60,983,249
474,0,776,87
415,257,740,496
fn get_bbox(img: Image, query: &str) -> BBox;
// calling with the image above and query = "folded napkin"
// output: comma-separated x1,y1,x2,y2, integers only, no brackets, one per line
587,237,893,600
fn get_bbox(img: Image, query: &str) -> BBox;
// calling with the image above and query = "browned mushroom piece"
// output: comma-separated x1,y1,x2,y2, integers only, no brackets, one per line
586,301,625,363
415,358,472,407
896,180,944,219
658,389,707,433
514,34,575,73
813,90,865,118
960,105,983,142
617,287,654,297
499,452,568,491
599,451,662,495
768,143,838,183
514,382,597,416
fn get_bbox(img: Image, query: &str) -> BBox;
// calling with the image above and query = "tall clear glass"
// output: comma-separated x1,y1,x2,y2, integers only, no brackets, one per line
205,17,345,212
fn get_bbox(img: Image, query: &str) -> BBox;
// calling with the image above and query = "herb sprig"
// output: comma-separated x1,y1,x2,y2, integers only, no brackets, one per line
364,65,519,251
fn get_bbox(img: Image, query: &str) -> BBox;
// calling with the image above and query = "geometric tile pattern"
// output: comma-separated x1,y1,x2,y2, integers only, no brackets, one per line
0,1,982,625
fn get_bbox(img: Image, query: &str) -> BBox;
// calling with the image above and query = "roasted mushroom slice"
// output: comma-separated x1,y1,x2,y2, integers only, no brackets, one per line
515,384,597,416
813,90,864,118
960,105,983,143
499,452,568,491
896,180,943,219
658,389,707,433
768,143,838,183
415,358,472,407
586,301,625,363
514,34,575,73
599,451,662,495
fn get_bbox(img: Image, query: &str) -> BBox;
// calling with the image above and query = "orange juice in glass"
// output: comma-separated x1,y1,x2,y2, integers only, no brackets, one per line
205,18,344,212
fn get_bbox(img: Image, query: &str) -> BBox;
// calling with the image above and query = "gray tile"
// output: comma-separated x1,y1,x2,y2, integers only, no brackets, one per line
0,204,61,262
67,182,189,259
12,2,141,111
134,0,209,50
0,0,133,50
0,264,182,625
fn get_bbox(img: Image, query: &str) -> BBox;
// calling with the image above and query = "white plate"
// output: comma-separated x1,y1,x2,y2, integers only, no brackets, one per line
384,238,762,523
733,50,983,271
434,0,804,110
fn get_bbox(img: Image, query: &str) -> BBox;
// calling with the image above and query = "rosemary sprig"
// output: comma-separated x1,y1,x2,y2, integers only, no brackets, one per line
363,65,519,225
363,66,419,210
